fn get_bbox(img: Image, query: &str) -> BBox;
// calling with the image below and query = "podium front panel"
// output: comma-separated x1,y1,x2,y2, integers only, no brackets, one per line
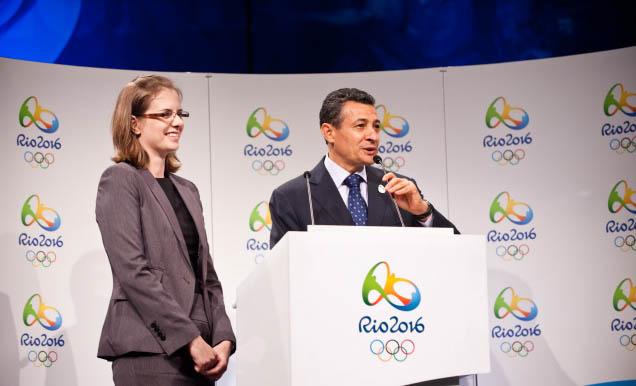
287,230,489,386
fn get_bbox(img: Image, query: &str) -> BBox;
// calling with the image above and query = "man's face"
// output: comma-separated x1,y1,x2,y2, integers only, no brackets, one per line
322,101,381,173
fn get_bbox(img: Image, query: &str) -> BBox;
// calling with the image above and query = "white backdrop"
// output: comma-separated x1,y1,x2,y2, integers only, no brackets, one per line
0,46,634,386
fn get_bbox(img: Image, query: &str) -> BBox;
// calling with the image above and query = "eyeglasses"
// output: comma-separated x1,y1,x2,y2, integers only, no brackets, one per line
137,110,190,121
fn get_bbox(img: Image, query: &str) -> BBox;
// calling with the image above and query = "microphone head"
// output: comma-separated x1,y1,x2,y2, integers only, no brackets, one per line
372,155,382,165
303,171,312,178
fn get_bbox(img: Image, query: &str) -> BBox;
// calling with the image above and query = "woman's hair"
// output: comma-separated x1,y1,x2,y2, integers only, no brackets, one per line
111,75,182,173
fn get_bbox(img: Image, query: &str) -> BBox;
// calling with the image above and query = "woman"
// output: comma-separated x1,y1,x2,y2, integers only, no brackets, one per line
95,75,235,385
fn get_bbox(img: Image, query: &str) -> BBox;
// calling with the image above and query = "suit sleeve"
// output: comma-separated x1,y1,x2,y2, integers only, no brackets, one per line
409,177,460,234
96,166,200,355
269,186,301,249
190,184,237,352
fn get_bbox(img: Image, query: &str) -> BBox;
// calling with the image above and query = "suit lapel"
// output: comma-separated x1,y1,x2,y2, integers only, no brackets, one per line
309,159,354,226
366,166,391,226
139,169,193,272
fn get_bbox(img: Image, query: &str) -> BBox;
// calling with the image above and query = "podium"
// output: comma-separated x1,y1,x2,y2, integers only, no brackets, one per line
236,226,490,386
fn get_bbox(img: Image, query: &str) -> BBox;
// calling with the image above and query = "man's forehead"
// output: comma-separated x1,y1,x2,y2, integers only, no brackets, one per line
341,101,378,121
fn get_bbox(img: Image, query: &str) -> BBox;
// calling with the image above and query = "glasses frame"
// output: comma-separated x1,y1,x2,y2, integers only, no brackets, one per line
137,110,190,121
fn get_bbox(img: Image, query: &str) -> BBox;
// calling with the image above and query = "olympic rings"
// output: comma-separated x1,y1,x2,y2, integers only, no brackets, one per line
381,156,405,172
614,235,636,252
26,250,57,268
609,136,636,154
27,350,58,367
251,159,285,176
619,334,636,351
24,151,55,169
491,149,525,165
369,339,415,362
500,340,534,357
495,244,530,261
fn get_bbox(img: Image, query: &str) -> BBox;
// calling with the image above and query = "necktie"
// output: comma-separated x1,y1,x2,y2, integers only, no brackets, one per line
344,174,368,226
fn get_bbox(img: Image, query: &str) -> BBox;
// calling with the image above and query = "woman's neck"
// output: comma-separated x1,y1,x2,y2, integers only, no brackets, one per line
146,154,166,178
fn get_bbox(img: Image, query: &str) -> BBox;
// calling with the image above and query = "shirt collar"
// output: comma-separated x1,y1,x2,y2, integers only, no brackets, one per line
324,153,367,186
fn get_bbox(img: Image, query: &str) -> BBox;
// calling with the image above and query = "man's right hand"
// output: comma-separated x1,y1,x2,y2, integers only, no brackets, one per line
188,335,218,376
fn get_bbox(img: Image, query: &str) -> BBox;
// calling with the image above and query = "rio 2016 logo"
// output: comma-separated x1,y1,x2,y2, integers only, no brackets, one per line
606,180,636,252
359,261,424,362
246,107,289,141
494,287,538,321
375,104,412,173
483,97,532,166
20,294,65,367
601,83,636,154
610,278,636,351
248,201,271,232
21,194,61,232
490,191,533,225
376,105,409,138
608,180,636,215
613,278,636,312
17,96,63,169
487,192,536,261
246,201,271,259
491,287,541,358
23,294,62,331
19,96,59,134
362,261,420,311
243,107,293,176
485,97,529,130
604,83,636,117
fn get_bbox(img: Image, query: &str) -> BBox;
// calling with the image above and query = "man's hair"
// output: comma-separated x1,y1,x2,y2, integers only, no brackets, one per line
319,88,375,128
111,75,182,172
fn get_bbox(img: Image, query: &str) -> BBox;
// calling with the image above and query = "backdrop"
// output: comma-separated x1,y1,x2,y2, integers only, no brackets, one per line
0,46,634,386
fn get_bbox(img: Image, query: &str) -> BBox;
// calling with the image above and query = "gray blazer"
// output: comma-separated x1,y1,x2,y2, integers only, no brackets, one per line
95,162,235,360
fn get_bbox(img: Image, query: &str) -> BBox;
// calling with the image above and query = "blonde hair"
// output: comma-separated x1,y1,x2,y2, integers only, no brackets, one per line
111,75,182,173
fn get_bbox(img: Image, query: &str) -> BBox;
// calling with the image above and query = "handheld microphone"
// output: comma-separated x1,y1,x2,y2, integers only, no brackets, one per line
373,156,405,227
303,171,315,226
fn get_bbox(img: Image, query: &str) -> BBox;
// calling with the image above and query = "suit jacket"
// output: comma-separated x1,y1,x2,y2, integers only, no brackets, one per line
95,162,235,360
269,157,459,247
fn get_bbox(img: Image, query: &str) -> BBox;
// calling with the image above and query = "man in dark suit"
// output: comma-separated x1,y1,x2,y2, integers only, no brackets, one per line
269,87,458,248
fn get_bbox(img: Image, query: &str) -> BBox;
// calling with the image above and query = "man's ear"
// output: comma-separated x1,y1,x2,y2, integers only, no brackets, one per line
321,123,335,145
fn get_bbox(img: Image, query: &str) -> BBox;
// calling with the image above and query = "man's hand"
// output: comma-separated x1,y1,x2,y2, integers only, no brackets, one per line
203,340,233,380
382,172,429,215
188,336,218,375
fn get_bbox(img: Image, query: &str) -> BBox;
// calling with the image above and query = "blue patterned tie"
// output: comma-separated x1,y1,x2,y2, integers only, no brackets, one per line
344,174,368,226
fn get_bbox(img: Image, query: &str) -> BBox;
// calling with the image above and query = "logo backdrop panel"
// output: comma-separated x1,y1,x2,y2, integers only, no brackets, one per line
445,47,636,385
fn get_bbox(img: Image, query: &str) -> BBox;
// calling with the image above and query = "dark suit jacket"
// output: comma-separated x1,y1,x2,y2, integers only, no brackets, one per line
269,157,459,248
95,162,235,360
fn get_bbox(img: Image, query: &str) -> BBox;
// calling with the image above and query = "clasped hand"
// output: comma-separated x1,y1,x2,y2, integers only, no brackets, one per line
188,336,232,380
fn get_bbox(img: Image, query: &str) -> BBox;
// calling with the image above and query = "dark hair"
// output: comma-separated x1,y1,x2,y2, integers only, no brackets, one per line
319,88,375,128
111,75,182,172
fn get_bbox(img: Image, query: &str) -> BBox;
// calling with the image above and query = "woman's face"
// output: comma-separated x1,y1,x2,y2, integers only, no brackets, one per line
133,88,184,159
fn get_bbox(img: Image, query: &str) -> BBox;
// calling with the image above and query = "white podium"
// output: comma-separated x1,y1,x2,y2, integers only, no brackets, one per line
236,226,490,386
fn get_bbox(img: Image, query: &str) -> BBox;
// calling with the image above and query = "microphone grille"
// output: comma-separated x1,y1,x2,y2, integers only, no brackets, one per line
372,155,382,165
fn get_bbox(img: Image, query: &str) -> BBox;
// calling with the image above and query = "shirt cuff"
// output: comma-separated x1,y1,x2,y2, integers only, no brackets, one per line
417,213,434,227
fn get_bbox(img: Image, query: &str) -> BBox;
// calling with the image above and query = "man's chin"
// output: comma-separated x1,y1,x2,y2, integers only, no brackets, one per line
361,154,378,165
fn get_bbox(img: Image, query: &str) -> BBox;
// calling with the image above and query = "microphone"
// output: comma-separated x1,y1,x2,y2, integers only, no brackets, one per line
303,171,315,226
373,156,405,227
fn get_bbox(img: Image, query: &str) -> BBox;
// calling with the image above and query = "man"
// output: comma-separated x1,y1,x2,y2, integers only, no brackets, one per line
269,87,458,248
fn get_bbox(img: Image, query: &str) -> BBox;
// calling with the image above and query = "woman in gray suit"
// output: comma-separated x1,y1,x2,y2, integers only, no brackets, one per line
96,75,235,385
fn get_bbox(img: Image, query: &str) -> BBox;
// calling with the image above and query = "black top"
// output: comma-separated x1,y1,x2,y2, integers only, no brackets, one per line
156,177,202,294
